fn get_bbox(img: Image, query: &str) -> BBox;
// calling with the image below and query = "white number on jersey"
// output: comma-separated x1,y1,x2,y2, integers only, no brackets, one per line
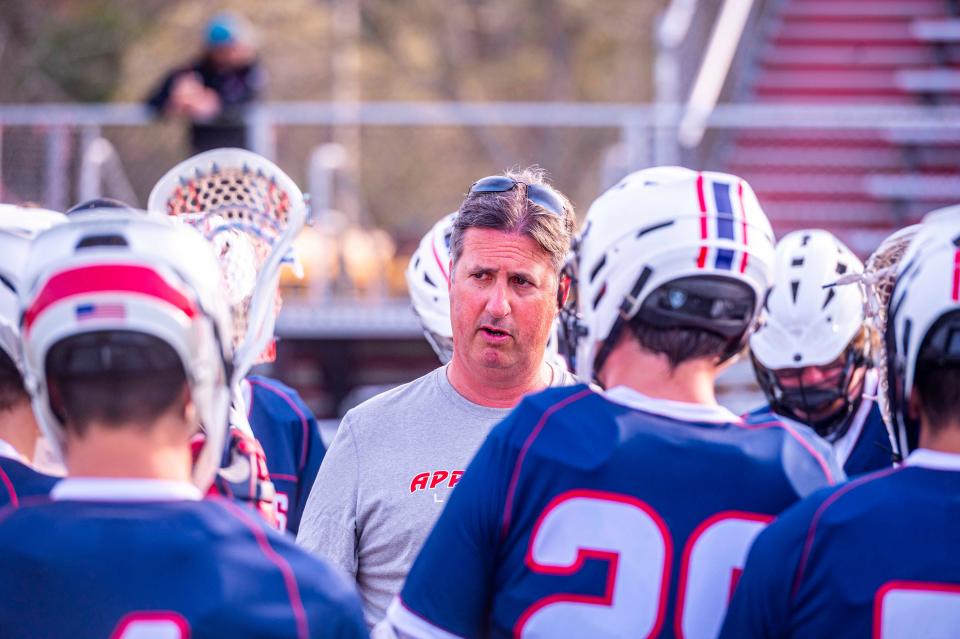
112,612,189,639
517,490,772,639
875,581,960,639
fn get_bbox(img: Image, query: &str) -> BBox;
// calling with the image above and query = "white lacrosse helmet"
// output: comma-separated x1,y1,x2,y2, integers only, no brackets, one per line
749,230,870,437
18,210,233,492
569,166,775,383
885,206,960,459
147,148,307,380
0,206,68,371
406,212,456,363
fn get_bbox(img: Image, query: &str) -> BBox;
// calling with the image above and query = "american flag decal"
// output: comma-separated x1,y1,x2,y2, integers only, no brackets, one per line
75,303,125,322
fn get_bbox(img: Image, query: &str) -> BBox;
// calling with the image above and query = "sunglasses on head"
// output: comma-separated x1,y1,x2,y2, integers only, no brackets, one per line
468,176,566,218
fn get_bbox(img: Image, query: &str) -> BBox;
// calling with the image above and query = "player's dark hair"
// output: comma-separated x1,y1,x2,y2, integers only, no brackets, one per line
0,350,29,413
45,331,188,436
627,318,728,370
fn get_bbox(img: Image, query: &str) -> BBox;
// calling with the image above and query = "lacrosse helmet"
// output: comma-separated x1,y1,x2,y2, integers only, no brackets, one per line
406,212,456,363
147,148,307,379
750,230,871,439
885,206,960,459
567,166,775,384
18,210,233,491
0,206,68,372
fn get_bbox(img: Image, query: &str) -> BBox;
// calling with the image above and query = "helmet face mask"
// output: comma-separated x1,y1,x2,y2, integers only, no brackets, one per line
567,167,775,385
753,339,868,440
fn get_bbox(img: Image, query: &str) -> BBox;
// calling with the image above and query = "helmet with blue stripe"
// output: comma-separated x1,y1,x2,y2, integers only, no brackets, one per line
565,166,775,384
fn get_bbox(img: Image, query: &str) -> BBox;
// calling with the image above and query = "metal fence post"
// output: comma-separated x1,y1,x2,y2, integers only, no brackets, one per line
44,125,70,211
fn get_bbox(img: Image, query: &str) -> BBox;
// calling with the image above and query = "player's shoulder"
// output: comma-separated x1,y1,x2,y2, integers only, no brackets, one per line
247,375,312,417
486,384,618,471
0,457,59,505
739,410,841,479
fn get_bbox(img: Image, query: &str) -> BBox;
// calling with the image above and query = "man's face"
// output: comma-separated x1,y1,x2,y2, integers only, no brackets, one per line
774,352,866,421
450,228,559,374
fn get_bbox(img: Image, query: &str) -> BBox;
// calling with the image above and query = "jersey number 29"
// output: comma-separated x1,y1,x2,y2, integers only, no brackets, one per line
517,489,771,639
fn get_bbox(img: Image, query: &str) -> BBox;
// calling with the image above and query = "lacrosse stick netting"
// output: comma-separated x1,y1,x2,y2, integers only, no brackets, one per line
147,148,307,392
860,225,919,432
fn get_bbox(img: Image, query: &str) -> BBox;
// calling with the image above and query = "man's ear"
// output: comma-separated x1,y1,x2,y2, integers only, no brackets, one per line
557,273,571,309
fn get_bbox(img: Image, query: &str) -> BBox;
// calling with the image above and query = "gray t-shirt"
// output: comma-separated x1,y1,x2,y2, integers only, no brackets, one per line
296,362,575,627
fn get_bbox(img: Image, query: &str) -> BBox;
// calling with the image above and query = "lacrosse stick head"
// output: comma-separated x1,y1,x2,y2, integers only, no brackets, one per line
861,225,920,433
147,149,307,385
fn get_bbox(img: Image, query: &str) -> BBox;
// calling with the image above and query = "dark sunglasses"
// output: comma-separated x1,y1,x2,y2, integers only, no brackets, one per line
468,176,566,217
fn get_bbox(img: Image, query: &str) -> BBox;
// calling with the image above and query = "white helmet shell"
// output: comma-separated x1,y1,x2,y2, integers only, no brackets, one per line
886,205,960,457
751,230,865,369
573,166,775,381
18,210,233,492
0,206,68,369
406,212,455,362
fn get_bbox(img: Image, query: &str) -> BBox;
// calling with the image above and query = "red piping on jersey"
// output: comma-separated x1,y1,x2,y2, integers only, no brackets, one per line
432,237,450,286
23,264,198,333
270,473,298,482
0,466,18,507
500,388,593,539
218,499,309,639
791,466,904,602
733,420,837,486
696,173,709,269
249,379,311,473
952,249,960,302
737,181,749,274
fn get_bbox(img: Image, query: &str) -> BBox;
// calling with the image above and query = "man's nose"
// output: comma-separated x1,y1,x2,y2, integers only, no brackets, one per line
485,279,511,318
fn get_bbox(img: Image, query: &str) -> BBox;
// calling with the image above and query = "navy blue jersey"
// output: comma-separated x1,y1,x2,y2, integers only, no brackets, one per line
0,480,367,639
390,384,842,639
246,375,326,535
721,450,960,639
744,372,893,477
0,455,58,508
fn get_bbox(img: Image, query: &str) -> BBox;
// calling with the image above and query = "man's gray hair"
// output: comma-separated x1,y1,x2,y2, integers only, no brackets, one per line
450,167,576,274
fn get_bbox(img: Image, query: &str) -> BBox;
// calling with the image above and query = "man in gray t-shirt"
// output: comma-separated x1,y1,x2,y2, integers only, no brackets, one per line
297,167,578,626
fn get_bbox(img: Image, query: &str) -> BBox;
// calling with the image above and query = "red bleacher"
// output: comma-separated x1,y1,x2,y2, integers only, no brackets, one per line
723,0,960,255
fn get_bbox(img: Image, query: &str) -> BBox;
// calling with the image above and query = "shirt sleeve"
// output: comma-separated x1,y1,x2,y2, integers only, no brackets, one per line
720,495,822,639
389,421,517,639
296,411,361,580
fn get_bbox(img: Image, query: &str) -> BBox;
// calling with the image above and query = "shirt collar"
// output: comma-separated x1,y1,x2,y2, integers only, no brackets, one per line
604,386,741,424
51,478,202,502
905,449,960,472
0,439,26,464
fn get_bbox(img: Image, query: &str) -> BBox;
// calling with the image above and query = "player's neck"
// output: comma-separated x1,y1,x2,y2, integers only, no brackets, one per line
918,421,960,456
601,342,719,406
0,401,40,462
447,355,553,409
64,416,194,483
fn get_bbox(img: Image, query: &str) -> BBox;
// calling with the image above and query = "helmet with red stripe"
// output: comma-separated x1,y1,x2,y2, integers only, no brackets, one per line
566,166,775,383
17,209,233,491
406,212,456,363
885,206,960,459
